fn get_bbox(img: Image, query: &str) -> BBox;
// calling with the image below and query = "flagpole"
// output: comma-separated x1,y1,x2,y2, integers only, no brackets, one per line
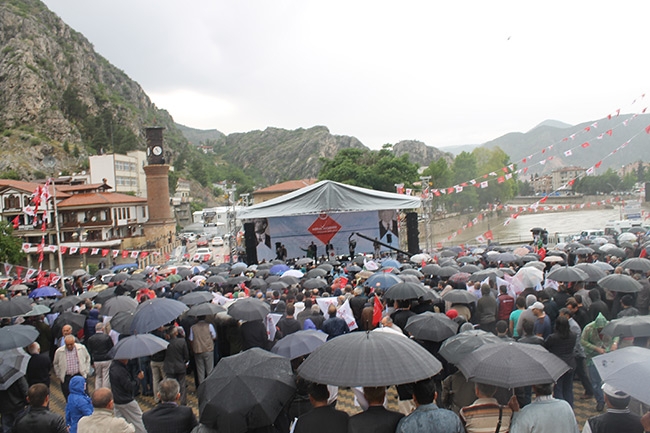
51,179,65,277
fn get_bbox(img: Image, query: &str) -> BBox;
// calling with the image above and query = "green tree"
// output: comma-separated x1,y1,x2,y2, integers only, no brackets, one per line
0,222,25,264
473,147,517,205
449,151,479,212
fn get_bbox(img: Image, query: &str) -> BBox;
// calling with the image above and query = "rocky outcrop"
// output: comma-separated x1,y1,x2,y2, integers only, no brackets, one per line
393,140,454,168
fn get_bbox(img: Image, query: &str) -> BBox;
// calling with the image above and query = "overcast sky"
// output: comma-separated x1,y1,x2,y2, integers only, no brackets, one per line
41,0,650,150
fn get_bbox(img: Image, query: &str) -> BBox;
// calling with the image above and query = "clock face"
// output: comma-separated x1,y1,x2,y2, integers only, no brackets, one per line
153,146,163,156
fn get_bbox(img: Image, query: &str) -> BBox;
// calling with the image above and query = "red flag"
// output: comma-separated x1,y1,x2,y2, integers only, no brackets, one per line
645,125,650,134
12,215,19,229
484,230,494,241
59,246,68,254
121,250,129,258
581,142,590,148
372,296,383,327
606,129,613,136
101,249,109,257
595,160,603,168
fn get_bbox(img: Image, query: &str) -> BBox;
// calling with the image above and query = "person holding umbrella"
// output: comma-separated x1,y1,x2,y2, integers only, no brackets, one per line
582,383,644,433
507,383,579,433
396,377,464,433
348,386,403,433
582,313,619,412
293,383,348,433
109,358,146,433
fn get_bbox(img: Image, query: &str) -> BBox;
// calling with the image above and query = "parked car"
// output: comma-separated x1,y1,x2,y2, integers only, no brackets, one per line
193,247,213,262
211,236,224,247
196,238,209,247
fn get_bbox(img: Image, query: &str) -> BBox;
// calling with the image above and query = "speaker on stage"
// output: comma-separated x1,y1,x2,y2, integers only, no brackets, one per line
646,182,650,202
243,222,258,264
405,212,419,255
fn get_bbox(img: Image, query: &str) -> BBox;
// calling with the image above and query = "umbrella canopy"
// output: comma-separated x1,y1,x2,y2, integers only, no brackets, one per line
279,275,300,286
52,312,86,337
302,278,328,290
437,266,459,278
51,296,83,313
198,348,296,433
592,261,615,272
542,255,565,263
179,291,214,306
574,263,608,282
295,258,313,266
187,303,226,317
410,253,431,264
439,329,504,365
23,304,51,317
400,269,424,278
606,247,627,258
547,266,589,283
597,274,642,293
173,280,197,293
448,272,471,285
383,282,429,300
110,334,169,359
0,325,39,351
227,298,271,322
620,257,650,272
94,287,117,305
282,269,304,279
166,274,182,283
459,264,481,274
618,232,638,243
110,311,135,334
269,264,290,275
457,256,478,264
111,273,130,283
270,329,328,359
297,330,442,387
0,297,32,318
496,252,519,264
575,247,595,256
317,263,334,272
469,269,503,282
306,268,327,279
101,296,138,316
421,264,442,276
457,341,570,388
405,312,458,342
602,316,650,338
593,346,650,405
364,272,402,289
28,286,62,298
131,298,188,334
0,348,30,390
442,289,477,304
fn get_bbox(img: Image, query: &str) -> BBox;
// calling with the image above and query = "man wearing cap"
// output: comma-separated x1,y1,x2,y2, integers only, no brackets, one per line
582,383,643,433
529,302,552,340
581,313,619,412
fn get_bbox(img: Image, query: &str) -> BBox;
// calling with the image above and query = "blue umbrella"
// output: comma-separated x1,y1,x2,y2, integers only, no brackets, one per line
29,286,62,298
364,272,402,289
381,259,401,269
269,264,290,276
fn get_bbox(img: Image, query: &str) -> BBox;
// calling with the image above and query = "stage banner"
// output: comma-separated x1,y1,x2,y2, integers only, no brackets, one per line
251,210,400,262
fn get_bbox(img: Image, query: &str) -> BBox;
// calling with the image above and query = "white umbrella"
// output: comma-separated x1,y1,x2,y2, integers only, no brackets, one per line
282,269,304,278
0,348,30,390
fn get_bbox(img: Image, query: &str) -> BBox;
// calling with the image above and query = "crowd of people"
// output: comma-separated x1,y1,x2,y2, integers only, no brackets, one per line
1,231,650,433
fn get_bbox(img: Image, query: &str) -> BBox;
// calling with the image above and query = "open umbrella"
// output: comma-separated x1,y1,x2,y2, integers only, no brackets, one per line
270,330,328,359
439,329,504,365
302,278,328,290
574,263,608,282
364,272,402,289
442,289,477,304
166,274,182,283
0,348,30,390
110,311,135,335
101,296,138,316
279,275,300,286
405,312,458,342
383,282,428,300
620,257,650,272
306,268,327,279
0,325,39,351
110,333,169,359
131,298,188,334
28,286,61,298
457,341,570,388
111,273,130,284
295,258,313,267
297,330,442,387
448,272,471,285
400,269,424,278
592,261,615,272
23,304,51,317
52,312,86,337
496,252,519,264
269,264,290,276
547,266,589,283
51,296,83,313
281,269,304,279
172,280,197,293
437,266,459,278
317,263,334,272
227,298,271,322
198,348,296,433
421,264,442,275
457,256,478,264
459,264,481,274
602,316,650,338
179,291,214,306
187,303,226,317
94,287,117,305
597,274,642,293
593,346,650,405
0,297,32,318
542,255,565,263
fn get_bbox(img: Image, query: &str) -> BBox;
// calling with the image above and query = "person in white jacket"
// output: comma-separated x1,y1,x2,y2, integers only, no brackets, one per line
53,335,91,400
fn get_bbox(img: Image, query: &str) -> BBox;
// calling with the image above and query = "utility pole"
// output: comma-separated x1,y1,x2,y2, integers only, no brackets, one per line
420,176,432,253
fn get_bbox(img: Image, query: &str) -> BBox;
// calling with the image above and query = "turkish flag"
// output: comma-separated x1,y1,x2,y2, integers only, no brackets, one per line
372,296,383,327
484,230,494,241
12,215,19,229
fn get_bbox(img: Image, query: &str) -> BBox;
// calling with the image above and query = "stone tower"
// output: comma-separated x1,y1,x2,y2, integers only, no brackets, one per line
144,127,176,244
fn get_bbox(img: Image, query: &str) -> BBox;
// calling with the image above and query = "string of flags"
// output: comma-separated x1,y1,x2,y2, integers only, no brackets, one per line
20,243,160,260
3,262,60,287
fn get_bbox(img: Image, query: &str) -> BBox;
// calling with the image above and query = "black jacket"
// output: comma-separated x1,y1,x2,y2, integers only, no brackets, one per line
109,360,138,405
85,332,114,362
0,376,27,414
143,402,198,433
13,406,67,433
164,336,189,375
240,320,268,350
26,353,51,387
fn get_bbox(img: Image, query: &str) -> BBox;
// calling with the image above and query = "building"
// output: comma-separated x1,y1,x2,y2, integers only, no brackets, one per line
551,166,585,193
252,178,317,204
530,174,553,195
89,151,147,197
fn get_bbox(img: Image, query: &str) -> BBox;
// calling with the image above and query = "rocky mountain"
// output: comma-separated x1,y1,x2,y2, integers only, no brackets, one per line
0,0,187,179
392,140,454,168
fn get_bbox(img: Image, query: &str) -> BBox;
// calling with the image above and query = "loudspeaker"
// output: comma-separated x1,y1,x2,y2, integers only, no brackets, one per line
243,222,258,264
646,182,650,202
405,212,419,255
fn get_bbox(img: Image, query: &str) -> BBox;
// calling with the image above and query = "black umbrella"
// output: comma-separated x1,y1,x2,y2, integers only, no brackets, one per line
101,296,138,316
469,269,502,282
602,316,650,338
607,247,627,258
306,268,328,279
421,264,442,275
150,281,171,291
249,278,268,291
279,275,300,286
110,334,169,359
0,297,32,318
227,298,271,322
179,291,214,306
302,278,328,290
0,325,39,351
546,266,589,283
131,298,188,334
94,287,117,305
575,247,595,256
620,257,650,272
177,268,194,278
111,273,130,283
317,263,333,272
383,282,428,300
268,281,289,292
405,312,458,342
122,279,149,292
172,280,197,293
457,341,570,388
442,289,477,304
297,330,442,387
437,266,459,278
227,276,249,286
439,329,504,364
270,330,328,359
597,274,642,293
459,264,481,274
52,312,86,337
198,348,296,433
110,311,135,334
574,263,608,283
51,295,82,313
207,275,227,285
187,303,226,317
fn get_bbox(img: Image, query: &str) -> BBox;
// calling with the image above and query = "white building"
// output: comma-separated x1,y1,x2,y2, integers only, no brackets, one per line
89,151,147,197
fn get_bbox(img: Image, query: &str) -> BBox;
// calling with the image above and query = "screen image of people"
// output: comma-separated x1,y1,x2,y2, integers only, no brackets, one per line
378,209,399,247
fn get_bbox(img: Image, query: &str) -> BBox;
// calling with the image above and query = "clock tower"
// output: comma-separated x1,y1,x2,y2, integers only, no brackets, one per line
146,126,165,165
